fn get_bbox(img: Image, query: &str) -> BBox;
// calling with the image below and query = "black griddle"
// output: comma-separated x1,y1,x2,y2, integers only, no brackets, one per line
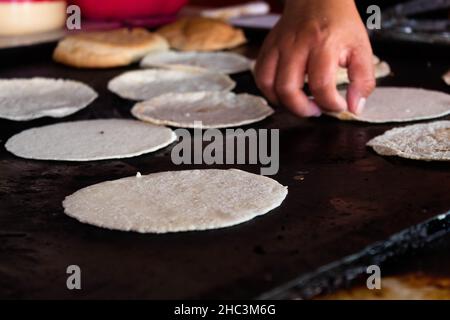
0,33,449,299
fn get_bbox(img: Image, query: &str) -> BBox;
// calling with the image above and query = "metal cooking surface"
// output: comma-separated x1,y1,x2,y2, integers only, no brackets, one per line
0,38,449,299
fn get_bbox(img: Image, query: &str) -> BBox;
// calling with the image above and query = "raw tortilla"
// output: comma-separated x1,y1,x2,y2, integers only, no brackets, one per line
108,68,235,101
367,121,450,161
443,70,450,86
131,91,274,128
0,78,97,121
140,50,252,74
63,169,288,233
328,87,450,123
5,119,176,161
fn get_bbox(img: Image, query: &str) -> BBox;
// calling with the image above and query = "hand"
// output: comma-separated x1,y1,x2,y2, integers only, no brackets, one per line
254,0,375,117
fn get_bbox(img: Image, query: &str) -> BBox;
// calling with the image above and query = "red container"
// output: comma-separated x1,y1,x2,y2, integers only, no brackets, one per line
69,0,187,20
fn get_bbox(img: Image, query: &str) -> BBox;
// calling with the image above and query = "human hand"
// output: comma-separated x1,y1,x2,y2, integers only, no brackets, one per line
254,0,375,117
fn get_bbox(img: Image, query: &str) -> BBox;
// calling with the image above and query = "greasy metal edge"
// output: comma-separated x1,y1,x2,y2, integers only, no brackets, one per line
257,210,450,300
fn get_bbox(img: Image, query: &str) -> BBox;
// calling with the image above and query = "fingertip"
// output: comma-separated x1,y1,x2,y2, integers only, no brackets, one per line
308,100,323,117
335,93,348,112
289,99,322,118
346,80,373,114
355,97,366,115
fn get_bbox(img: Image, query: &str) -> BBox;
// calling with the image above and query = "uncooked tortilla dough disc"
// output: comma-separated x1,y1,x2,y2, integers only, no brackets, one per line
63,169,288,233
328,87,450,123
140,50,252,74
5,119,176,161
0,78,97,121
132,91,274,128
367,121,450,161
108,68,235,101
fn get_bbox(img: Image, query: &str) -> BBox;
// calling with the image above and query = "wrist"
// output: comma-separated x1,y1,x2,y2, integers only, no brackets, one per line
283,0,361,27
284,0,358,16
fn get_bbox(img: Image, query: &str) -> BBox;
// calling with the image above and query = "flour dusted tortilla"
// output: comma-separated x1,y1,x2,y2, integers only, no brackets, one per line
0,78,97,121
63,169,288,233
140,50,252,74
108,68,235,101
328,87,450,123
132,91,274,128
5,119,176,161
367,121,450,161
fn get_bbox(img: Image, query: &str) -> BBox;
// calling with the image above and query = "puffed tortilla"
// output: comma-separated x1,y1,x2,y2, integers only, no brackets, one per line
0,78,97,121
63,169,288,233
131,91,274,128
108,68,235,101
328,87,450,123
140,50,252,74
5,119,176,161
367,121,450,161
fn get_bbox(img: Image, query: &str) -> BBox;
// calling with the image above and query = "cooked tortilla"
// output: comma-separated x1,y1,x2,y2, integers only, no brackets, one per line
328,87,450,123
141,50,252,74
5,119,176,161
63,169,288,233
108,68,235,101
131,91,274,128
367,121,450,161
0,78,97,121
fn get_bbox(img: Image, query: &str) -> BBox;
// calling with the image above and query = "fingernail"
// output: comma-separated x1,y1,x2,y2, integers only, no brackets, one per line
356,97,366,115
308,100,322,117
336,95,348,112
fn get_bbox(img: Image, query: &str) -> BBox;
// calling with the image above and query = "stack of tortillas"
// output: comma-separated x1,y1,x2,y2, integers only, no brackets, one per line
63,169,288,233
5,119,176,161
367,121,450,161
53,28,169,68
0,78,97,121
328,87,450,123
156,17,247,51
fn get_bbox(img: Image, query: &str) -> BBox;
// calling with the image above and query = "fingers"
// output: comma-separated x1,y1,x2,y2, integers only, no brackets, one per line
307,47,347,112
273,50,322,117
254,43,280,106
346,49,376,114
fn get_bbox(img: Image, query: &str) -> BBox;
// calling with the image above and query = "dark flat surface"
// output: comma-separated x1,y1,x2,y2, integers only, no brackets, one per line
0,36,449,299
